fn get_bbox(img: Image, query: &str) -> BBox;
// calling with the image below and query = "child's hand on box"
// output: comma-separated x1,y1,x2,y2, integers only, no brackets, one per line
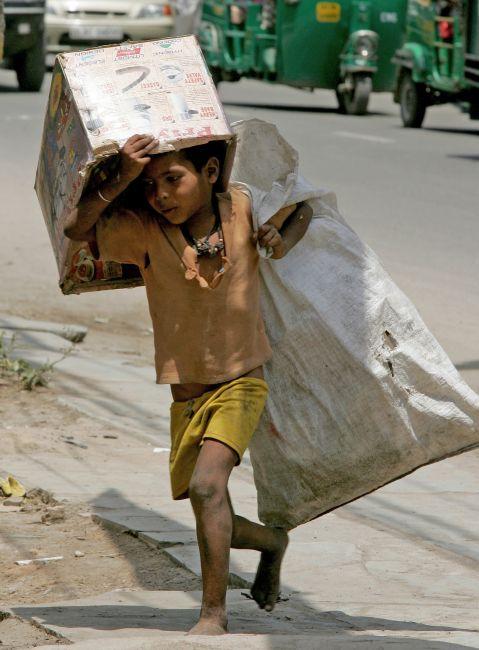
64,133,158,241
120,134,158,183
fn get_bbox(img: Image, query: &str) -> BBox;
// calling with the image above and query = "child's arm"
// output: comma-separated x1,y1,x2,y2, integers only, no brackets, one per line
254,201,313,259
63,134,158,241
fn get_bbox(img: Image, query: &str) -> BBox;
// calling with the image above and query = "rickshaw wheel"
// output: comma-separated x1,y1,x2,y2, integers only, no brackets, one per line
337,74,372,116
210,67,222,88
399,72,426,128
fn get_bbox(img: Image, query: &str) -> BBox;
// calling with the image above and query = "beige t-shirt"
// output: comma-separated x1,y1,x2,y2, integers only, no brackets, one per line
96,187,272,385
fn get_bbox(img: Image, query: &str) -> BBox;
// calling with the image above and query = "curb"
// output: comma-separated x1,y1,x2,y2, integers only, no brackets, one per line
93,513,251,590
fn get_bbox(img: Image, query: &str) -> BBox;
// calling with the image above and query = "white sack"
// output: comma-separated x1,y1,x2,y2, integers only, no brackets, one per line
230,119,479,530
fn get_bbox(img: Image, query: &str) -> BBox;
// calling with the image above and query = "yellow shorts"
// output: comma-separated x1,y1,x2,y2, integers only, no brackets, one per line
169,377,268,500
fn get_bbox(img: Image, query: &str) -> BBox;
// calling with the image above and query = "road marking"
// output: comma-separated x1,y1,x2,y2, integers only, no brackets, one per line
1,114,32,121
334,130,395,144
224,109,250,120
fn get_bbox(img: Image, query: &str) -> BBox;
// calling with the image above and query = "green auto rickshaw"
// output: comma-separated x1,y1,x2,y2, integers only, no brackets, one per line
393,0,479,127
199,0,408,115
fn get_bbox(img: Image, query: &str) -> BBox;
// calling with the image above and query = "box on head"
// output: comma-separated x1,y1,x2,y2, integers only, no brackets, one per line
35,35,235,295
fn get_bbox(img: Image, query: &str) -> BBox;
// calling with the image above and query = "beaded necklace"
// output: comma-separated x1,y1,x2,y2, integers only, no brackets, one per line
182,213,224,258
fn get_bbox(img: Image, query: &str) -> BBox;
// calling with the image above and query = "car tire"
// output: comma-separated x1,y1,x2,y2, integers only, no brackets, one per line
399,72,427,128
14,37,46,92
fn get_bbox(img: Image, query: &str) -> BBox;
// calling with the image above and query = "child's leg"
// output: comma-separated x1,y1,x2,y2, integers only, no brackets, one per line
188,439,237,635
188,439,288,635
229,496,288,613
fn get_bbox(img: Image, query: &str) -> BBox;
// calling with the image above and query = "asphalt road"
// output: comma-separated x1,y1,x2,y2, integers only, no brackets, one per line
0,69,478,391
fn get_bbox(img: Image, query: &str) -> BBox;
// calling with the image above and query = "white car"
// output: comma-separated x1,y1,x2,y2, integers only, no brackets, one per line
46,0,174,57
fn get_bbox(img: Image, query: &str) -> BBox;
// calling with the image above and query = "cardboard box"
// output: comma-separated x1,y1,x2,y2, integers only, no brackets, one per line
35,35,234,295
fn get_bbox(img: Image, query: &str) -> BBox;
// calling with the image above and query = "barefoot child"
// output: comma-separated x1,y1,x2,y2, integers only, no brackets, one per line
64,133,312,635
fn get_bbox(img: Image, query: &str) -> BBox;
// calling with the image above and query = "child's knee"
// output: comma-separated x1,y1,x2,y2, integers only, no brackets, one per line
189,473,226,507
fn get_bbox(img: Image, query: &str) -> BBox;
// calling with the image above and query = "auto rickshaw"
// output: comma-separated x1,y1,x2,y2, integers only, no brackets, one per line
199,0,408,115
393,0,479,127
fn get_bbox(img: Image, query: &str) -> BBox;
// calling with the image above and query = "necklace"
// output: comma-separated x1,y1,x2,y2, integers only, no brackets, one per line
183,214,224,258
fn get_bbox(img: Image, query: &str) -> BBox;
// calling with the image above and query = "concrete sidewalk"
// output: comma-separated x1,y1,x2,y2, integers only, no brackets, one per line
1,318,479,648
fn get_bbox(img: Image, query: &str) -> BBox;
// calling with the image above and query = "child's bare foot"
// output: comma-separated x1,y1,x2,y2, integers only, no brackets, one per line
188,617,227,636
188,607,227,636
251,528,288,612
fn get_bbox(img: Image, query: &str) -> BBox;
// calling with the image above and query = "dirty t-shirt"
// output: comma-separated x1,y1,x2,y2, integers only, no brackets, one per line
96,187,272,385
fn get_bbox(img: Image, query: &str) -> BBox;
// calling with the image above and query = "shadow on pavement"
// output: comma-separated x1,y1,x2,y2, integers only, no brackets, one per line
11,605,475,648
0,85,22,93
343,492,479,565
456,359,479,371
13,604,198,633
223,100,389,117
447,154,479,162
423,126,479,136
53,362,169,443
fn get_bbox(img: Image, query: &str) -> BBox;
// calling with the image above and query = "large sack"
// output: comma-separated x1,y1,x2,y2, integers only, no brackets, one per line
230,119,479,530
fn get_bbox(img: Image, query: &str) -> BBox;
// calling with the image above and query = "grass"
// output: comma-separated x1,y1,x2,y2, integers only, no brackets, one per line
0,332,67,391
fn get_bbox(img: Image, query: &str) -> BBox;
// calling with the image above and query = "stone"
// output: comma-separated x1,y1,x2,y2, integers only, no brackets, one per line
41,506,65,525
3,496,24,507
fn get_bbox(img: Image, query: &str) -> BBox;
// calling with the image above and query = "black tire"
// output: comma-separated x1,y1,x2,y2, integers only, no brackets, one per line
210,67,222,88
470,103,479,120
14,37,45,92
338,74,372,116
399,72,426,128
336,88,347,114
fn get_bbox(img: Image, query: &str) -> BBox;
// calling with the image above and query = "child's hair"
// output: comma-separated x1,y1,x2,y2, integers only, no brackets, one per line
179,139,228,178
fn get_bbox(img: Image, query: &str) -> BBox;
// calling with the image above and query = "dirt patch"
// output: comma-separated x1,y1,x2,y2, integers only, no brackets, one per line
0,380,201,603
0,377,202,647
0,611,68,648
0,494,201,609
0,382,108,458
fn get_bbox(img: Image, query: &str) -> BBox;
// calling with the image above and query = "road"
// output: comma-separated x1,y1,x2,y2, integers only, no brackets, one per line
1,69,477,393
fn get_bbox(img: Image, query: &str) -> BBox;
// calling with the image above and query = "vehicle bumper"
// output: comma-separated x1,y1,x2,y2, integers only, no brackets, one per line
45,16,173,54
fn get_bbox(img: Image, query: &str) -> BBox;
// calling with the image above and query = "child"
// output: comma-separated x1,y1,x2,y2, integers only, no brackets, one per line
64,133,312,635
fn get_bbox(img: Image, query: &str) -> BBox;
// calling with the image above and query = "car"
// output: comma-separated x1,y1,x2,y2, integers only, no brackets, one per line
1,0,46,91
45,0,173,58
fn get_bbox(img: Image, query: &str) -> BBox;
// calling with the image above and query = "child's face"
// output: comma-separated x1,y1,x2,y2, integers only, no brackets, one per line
142,151,218,224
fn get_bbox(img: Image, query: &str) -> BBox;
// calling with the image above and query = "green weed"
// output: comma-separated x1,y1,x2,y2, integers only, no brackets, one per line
0,332,68,391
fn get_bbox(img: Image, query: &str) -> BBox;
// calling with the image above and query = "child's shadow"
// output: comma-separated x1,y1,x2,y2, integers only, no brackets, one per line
13,603,196,633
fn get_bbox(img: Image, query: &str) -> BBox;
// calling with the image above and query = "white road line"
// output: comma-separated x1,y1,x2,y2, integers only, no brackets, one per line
333,130,395,144
1,114,33,121
224,108,250,119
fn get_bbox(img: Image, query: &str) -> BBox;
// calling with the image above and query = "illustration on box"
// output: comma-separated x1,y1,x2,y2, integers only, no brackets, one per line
69,248,123,283
37,70,90,263
65,40,221,148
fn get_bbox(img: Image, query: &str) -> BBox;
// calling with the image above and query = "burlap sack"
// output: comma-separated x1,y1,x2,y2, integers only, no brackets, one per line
231,119,479,529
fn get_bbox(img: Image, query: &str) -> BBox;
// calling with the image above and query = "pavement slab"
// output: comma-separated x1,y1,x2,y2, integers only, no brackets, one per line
0,314,87,343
